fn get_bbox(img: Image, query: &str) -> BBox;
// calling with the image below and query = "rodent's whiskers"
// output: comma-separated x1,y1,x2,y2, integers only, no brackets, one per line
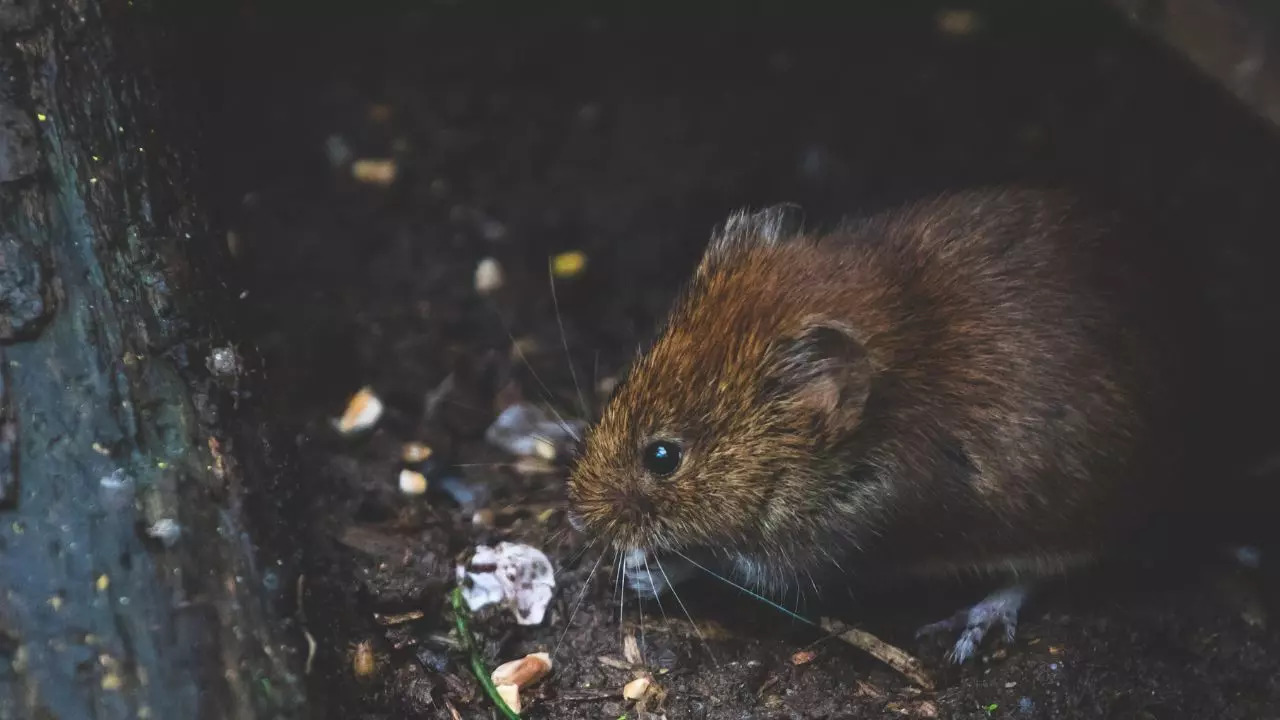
655,555,719,668
482,299,583,443
560,534,598,569
547,258,591,420
670,549,818,628
553,544,607,662
613,548,626,655
634,567,647,661
641,553,672,629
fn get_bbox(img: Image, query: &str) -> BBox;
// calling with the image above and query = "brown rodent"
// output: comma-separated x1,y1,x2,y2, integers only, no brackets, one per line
566,187,1217,660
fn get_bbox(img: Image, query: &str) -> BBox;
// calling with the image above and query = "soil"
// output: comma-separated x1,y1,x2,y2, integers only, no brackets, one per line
200,1,1280,718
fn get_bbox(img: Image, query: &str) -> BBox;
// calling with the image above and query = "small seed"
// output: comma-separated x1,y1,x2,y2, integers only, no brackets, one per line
401,442,433,463
491,651,552,689
496,684,521,713
351,158,397,186
398,469,428,496
551,250,587,278
791,649,818,665
352,640,376,678
337,387,383,434
623,675,651,701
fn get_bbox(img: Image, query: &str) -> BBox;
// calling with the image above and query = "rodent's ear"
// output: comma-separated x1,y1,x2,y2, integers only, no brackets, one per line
765,319,871,432
703,203,806,263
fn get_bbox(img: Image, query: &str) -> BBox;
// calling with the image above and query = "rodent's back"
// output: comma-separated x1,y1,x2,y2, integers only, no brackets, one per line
823,189,1204,576
569,188,1209,589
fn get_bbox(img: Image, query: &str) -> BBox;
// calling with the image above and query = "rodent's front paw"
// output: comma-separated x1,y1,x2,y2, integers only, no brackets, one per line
916,584,1029,663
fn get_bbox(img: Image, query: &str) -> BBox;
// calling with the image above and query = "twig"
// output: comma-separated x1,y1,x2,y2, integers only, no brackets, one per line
819,618,935,690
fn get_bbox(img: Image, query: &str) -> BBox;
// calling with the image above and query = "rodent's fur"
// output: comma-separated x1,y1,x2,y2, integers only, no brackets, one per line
568,187,1211,598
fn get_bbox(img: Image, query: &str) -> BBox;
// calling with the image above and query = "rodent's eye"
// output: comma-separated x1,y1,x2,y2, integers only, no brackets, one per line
641,440,683,477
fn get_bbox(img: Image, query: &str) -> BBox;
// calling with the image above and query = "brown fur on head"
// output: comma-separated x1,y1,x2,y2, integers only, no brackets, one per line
566,207,884,580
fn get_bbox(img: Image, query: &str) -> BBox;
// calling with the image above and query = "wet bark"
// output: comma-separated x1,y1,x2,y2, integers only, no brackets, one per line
0,1,305,718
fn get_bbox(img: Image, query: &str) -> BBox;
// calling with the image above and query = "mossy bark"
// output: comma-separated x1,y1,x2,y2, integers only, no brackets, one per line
0,1,305,718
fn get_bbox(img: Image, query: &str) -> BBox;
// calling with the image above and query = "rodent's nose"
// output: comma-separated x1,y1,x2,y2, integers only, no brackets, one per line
613,492,658,527
569,487,658,537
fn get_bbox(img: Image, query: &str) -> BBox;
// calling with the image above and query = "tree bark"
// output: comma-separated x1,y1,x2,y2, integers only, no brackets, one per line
0,1,305,718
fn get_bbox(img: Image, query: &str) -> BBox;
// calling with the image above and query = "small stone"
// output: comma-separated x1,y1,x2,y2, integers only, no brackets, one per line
206,345,241,377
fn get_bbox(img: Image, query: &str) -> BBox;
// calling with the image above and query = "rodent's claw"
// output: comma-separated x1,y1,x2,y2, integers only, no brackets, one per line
916,584,1029,664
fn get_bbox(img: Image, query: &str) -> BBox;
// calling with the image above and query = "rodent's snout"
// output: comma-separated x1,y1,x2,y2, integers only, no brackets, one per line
572,487,658,532
565,467,665,549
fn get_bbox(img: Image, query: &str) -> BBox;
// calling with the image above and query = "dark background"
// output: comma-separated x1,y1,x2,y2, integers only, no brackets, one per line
161,0,1280,716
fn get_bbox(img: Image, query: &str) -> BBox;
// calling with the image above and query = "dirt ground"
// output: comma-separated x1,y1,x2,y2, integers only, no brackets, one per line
202,1,1280,717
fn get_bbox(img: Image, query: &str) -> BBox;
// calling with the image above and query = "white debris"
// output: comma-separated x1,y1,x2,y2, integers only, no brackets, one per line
622,634,643,665
324,134,353,168
455,542,556,625
147,518,182,547
98,469,135,511
484,402,585,461
474,257,504,294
